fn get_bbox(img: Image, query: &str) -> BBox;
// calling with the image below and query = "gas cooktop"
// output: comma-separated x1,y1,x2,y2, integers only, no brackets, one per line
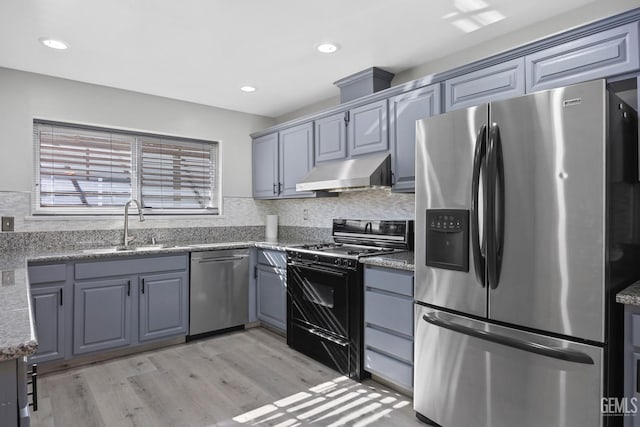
293,242,399,258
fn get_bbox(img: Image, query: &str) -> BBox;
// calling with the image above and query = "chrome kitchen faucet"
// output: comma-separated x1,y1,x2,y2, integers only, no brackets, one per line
123,199,144,248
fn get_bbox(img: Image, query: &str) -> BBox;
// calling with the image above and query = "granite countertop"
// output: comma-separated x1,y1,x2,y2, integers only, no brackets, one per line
0,238,304,362
617,281,640,306
360,251,415,272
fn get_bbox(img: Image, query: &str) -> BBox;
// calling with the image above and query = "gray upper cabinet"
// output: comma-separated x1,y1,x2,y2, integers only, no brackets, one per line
279,122,314,197
73,277,132,355
348,99,389,157
252,133,279,199
252,123,318,199
526,22,640,93
315,112,347,162
445,58,525,111
139,271,188,342
389,84,441,192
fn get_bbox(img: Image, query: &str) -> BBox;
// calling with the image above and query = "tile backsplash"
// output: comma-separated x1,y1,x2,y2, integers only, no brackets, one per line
0,189,415,249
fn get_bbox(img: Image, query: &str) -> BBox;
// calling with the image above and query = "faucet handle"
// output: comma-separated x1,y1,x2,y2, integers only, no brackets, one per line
151,237,157,245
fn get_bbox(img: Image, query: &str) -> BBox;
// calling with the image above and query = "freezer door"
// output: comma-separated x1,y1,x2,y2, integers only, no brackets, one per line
415,105,487,317
488,80,606,342
414,305,604,427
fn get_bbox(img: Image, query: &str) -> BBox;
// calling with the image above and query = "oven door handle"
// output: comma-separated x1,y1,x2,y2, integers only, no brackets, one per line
288,261,348,277
305,326,349,347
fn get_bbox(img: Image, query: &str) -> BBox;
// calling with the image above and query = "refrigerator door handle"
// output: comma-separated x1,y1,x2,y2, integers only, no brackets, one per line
471,125,487,288
422,312,595,365
487,124,505,289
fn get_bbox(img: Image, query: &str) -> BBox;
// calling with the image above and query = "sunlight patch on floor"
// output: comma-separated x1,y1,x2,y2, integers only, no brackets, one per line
231,376,411,426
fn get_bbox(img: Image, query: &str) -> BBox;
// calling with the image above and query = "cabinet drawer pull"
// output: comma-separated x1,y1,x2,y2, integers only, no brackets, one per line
637,359,640,394
28,364,38,412
141,278,145,294
59,288,63,306
127,280,131,296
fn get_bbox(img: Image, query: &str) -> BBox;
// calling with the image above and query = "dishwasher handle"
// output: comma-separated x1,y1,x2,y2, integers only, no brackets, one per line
194,255,249,264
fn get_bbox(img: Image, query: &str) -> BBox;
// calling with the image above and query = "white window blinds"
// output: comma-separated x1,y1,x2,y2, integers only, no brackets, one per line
139,137,217,211
33,120,219,215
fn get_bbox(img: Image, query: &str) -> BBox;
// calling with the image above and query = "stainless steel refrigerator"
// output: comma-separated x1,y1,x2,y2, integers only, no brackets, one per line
414,79,639,427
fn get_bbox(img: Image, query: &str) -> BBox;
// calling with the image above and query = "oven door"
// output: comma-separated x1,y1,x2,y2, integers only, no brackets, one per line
287,261,349,338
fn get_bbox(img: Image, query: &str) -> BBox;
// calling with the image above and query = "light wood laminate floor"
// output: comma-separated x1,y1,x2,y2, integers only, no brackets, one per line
32,328,422,427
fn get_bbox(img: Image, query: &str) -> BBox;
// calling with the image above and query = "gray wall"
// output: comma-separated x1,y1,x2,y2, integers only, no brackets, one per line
276,1,639,124
0,67,275,197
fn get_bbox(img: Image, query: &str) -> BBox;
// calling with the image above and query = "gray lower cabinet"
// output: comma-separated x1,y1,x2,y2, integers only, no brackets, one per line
624,305,640,427
139,271,188,342
526,21,640,93
252,123,317,199
30,285,65,363
364,265,414,392
256,249,287,332
388,84,441,192
73,277,133,355
0,358,31,427
444,58,525,111
72,254,189,357
28,263,68,364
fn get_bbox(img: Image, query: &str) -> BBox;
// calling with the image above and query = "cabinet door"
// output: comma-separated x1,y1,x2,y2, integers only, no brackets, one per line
348,99,388,157
73,278,132,355
444,58,525,111
139,272,188,342
315,112,347,162
30,284,65,363
252,133,279,199
389,85,441,192
256,265,286,332
526,22,640,93
279,122,314,197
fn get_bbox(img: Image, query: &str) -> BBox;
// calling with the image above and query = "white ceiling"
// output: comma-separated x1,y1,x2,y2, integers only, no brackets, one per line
0,0,626,118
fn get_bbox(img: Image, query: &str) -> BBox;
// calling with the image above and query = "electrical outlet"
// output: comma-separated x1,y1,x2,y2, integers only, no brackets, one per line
303,209,309,220
2,271,14,286
1,216,14,232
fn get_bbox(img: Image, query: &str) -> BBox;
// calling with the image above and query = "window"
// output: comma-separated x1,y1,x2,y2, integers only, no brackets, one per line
33,120,219,215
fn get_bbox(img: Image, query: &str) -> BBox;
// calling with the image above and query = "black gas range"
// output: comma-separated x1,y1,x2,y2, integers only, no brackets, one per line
286,219,413,380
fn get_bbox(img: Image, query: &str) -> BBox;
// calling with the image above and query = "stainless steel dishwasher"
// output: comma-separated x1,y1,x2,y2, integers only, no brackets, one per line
189,249,249,336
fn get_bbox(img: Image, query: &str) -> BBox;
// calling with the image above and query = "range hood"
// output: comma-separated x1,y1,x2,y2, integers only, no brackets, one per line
296,153,391,192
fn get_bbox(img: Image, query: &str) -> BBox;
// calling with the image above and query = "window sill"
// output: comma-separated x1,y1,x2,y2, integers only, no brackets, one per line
25,214,226,221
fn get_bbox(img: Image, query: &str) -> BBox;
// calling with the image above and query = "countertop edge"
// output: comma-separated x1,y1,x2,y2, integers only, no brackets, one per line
617,281,640,307
3,239,307,361
359,252,415,272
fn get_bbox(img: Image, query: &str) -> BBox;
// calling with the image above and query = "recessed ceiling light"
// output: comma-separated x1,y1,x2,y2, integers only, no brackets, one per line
39,37,69,50
240,86,256,93
316,43,339,54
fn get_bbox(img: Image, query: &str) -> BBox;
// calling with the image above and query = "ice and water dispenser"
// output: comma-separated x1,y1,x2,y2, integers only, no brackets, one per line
425,209,469,272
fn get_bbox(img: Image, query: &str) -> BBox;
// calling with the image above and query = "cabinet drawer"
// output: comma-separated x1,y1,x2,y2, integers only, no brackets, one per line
365,290,413,336
526,22,640,92
257,249,287,269
28,264,66,284
365,348,413,390
75,255,187,279
364,266,413,297
365,326,413,363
